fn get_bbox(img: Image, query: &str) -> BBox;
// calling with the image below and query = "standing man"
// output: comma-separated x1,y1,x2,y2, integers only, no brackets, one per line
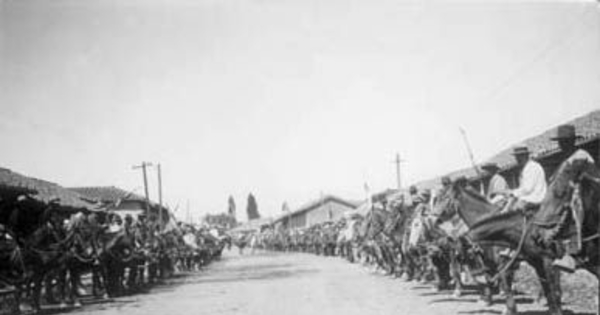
509,146,548,215
549,124,595,272
481,162,509,207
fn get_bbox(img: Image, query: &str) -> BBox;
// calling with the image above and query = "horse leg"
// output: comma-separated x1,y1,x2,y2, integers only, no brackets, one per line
499,270,517,315
127,262,137,292
44,270,56,305
31,274,44,314
450,251,463,297
532,257,563,315
70,267,82,307
58,267,70,307
479,279,493,307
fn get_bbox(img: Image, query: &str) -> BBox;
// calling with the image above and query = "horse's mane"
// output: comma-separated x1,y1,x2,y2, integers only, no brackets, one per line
460,186,490,205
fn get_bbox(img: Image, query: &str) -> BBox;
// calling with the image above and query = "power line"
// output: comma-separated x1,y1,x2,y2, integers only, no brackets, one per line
474,6,597,105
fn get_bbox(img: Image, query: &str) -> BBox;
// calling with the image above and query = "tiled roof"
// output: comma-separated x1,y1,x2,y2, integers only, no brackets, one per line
483,109,600,171
413,109,600,190
0,167,97,211
70,186,147,204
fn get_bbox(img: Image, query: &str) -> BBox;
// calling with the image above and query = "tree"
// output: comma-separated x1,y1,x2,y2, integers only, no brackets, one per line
228,195,236,219
246,193,260,220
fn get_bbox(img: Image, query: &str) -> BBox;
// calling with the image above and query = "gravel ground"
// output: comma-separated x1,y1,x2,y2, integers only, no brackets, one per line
67,250,597,315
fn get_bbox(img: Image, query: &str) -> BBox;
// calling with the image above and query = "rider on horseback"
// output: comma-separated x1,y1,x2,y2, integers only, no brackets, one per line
548,124,595,273
481,163,509,208
507,146,548,216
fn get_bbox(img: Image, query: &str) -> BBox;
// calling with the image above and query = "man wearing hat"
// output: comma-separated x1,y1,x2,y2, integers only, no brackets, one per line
481,162,509,207
549,124,594,272
509,146,547,214
553,124,594,166
414,189,432,217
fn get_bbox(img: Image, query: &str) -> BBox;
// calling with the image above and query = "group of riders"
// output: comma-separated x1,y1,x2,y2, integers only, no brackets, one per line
235,124,600,315
0,197,231,314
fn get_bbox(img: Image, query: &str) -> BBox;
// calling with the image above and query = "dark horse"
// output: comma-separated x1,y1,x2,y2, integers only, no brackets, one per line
19,220,71,313
0,224,27,287
358,208,398,274
470,157,600,315
432,180,520,315
98,229,136,298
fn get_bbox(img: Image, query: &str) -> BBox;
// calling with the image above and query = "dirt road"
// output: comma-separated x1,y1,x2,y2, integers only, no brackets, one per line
72,250,595,315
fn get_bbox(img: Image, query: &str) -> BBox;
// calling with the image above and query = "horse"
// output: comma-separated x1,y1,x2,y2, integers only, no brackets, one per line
97,229,136,297
469,156,600,315
357,208,399,274
19,219,72,313
48,212,104,308
336,216,362,263
432,180,521,315
0,224,27,289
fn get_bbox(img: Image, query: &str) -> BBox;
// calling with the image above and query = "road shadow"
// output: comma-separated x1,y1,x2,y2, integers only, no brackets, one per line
410,285,433,290
458,310,502,315
519,311,594,315
430,297,479,304
195,268,319,284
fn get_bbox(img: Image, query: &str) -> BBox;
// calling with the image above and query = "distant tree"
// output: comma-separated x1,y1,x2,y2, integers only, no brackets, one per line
228,196,236,219
246,193,260,220
282,201,290,213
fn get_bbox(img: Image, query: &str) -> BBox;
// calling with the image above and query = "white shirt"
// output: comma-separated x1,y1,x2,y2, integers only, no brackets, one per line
566,149,595,164
513,159,547,204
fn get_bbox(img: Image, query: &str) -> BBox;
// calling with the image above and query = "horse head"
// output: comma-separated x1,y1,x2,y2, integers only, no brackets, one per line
431,179,466,226
538,156,600,242
0,224,27,284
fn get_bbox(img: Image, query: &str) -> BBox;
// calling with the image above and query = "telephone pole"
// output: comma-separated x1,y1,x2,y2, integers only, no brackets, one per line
393,153,405,190
133,162,153,216
156,163,163,229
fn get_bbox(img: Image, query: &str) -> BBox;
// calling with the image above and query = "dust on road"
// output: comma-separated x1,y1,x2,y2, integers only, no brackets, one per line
72,250,594,315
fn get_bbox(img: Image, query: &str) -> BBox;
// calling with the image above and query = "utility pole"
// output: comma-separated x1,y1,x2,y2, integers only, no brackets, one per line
133,162,153,217
157,163,163,230
393,153,405,190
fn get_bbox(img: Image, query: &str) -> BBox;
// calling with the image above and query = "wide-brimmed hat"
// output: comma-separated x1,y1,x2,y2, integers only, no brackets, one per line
480,162,500,172
512,146,530,156
551,124,582,141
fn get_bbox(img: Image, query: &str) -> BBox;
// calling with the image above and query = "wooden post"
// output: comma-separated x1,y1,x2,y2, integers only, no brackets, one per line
133,162,153,218
157,163,163,230
393,153,405,190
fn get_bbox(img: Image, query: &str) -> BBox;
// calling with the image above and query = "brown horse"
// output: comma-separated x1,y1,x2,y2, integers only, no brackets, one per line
432,180,520,315
465,193,563,313
0,224,27,286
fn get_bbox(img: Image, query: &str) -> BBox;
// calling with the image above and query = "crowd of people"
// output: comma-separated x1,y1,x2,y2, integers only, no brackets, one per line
0,200,231,314
232,124,600,315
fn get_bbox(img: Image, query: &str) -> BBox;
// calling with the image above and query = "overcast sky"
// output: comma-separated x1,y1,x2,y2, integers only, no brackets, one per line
1,0,599,221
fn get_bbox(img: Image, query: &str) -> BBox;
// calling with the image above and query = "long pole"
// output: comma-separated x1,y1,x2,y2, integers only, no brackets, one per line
133,162,153,217
459,127,482,176
157,163,163,229
459,127,485,193
393,153,404,190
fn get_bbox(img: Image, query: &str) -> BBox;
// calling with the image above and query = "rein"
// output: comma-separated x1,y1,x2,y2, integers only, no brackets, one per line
491,214,529,282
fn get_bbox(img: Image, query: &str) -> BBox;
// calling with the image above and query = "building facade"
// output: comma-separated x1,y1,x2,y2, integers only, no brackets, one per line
274,195,359,230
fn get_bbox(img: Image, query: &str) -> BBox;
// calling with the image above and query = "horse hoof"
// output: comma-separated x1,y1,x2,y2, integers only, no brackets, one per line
74,300,82,307
60,302,68,309
502,307,517,315
478,298,492,307
453,290,462,298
